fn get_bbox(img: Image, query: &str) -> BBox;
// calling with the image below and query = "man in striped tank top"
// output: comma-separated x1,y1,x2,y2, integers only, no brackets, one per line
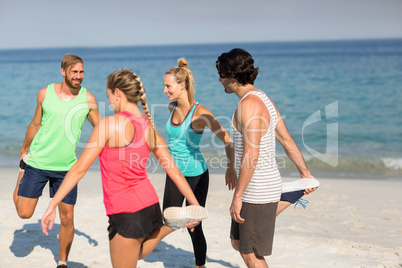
216,48,317,268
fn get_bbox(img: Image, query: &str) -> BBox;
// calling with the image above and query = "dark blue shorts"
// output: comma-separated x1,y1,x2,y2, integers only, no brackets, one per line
280,190,304,204
17,165,77,205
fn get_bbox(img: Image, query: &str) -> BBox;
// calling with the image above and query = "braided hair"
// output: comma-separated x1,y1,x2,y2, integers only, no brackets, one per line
107,69,157,149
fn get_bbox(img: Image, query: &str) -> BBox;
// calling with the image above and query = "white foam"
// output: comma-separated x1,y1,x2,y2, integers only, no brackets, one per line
381,157,402,170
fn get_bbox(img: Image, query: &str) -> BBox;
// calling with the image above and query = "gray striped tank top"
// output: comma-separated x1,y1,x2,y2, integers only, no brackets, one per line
231,91,282,204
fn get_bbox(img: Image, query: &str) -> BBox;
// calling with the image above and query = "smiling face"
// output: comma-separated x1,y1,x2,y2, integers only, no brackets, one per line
163,74,186,101
63,62,84,90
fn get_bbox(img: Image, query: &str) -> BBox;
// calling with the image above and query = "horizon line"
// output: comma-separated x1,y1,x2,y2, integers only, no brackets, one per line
1,37,402,51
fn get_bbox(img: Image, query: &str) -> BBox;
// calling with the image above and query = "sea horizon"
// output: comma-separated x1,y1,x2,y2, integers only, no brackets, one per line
1,37,401,51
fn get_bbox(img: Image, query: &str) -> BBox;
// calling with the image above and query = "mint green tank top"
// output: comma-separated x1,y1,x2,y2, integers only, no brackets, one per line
28,83,89,171
166,102,208,177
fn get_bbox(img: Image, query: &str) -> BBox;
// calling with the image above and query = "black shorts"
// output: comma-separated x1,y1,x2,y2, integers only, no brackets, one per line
108,203,164,240
230,202,278,256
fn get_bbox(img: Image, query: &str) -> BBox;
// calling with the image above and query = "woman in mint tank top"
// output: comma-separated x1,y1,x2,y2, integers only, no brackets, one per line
162,58,237,268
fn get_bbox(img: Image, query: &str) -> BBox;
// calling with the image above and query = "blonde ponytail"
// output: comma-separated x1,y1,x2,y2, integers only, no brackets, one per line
166,58,196,104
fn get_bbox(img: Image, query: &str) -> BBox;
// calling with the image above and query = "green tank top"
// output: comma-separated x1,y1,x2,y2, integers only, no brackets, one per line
28,83,89,171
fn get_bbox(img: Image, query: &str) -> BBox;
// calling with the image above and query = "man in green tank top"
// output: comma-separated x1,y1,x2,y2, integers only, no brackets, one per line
13,54,100,268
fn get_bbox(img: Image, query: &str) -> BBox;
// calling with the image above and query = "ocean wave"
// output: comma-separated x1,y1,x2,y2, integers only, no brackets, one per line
198,152,402,179
276,155,402,179
381,157,402,170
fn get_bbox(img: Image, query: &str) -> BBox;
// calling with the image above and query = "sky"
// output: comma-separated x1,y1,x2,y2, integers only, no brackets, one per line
1,0,402,49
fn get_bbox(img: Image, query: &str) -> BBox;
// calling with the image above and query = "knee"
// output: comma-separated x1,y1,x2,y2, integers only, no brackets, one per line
59,210,74,226
15,203,34,219
241,253,265,268
16,209,34,219
15,198,36,219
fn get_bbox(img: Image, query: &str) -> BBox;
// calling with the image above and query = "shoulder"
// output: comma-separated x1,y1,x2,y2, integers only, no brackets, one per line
37,86,49,103
239,93,265,111
85,90,98,104
38,86,48,95
99,114,120,131
95,115,117,141
194,103,213,117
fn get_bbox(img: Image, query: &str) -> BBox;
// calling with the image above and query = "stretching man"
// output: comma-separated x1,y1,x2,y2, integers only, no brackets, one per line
13,54,100,268
216,48,316,267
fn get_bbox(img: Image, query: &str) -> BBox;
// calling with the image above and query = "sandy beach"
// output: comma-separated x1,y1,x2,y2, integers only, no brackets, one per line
1,167,401,268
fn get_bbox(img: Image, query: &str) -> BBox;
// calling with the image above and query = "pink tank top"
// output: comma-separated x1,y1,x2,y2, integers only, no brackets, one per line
99,111,159,215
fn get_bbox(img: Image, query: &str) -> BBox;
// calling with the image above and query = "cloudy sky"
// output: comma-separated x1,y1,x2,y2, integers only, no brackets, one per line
1,0,401,49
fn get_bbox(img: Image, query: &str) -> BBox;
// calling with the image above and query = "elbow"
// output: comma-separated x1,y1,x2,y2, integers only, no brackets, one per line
225,140,234,148
70,162,89,179
280,137,296,150
221,131,234,145
32,122,42,131
76,168,88,179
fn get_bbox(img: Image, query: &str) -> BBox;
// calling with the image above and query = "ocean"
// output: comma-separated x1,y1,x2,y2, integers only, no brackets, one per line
0,39,401,179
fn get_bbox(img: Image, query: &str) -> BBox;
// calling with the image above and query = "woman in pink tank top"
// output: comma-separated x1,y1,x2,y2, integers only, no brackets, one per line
41,69,202,267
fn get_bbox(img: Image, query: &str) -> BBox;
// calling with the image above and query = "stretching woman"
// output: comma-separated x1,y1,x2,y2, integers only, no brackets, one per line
162,58,236,268
41,69,202,268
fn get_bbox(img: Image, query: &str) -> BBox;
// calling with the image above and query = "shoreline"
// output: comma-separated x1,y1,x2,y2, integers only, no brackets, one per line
1,157,402,181
1,168,402,267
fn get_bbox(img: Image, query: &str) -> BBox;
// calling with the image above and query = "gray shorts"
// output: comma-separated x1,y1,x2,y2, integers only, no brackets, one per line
230,201,278,256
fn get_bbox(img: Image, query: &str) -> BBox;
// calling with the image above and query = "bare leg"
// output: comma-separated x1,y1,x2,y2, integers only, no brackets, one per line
13,171,24,207
232,239,269,268
241,252,269,268
276,201,292,216
14,194,39,220
13,168,40,219
110,233,144,268
231,239,240,251
58,202,75,262
138,225,175,259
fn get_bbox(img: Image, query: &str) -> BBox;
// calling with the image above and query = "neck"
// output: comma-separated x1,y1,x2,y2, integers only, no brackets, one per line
234,84,257,99
118,102,142,116
175,96,193,109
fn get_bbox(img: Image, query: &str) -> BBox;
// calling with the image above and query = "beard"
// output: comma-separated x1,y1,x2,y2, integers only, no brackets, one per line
65,75,82,90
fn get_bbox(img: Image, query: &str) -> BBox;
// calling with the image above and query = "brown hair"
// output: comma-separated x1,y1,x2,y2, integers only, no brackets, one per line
107,69,157,149
61,54,84,71
216,48,259,85
165,58,196,104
